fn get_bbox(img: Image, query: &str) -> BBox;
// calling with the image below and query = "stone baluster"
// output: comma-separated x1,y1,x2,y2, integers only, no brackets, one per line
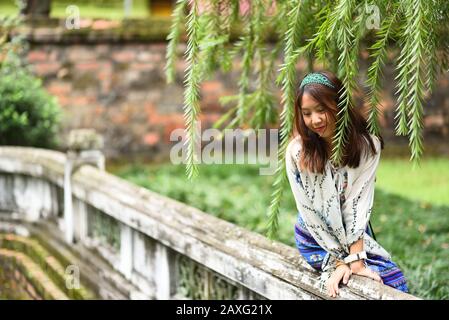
64,129,105,244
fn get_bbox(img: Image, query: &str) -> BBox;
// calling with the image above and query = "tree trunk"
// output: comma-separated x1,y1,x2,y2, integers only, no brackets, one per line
20,0,51,17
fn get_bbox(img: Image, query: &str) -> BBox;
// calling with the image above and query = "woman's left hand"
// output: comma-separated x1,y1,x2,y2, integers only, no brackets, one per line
350,261,383,283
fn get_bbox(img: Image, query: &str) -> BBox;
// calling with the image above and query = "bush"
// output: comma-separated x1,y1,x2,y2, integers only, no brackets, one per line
0,58,61,148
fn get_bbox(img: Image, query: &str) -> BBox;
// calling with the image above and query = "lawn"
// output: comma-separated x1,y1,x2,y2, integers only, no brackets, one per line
0,0,150,19
109,157,449,299
376,157,449,207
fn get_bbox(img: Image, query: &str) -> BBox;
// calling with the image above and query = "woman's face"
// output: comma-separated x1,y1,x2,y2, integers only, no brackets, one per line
300,93,336,141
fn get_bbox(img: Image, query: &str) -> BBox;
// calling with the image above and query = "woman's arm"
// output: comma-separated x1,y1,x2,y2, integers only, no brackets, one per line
348,238,365,272
285,139,344,258
348,237,382,282
344,144,384,283
341,136,382,247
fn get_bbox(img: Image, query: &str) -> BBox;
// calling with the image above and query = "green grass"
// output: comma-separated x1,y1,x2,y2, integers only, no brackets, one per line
51,0,149,19
0,0,17,17
109,157,449,299
0,0,150,19
377,157,449,207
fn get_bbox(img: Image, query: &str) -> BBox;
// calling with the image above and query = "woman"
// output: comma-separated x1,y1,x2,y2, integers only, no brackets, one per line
285,71,408,298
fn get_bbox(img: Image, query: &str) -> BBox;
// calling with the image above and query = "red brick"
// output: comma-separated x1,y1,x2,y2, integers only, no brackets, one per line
175,60,188,73
77,61,101,71
95,44,109,55
164,121,186,143
67,46,97,61
149,112,184,126
74,18,92,29
361,50,369,59
150,43,167,51
71,96,95,106
98,78,112,94
144,102,156,115
425,115,444,127
143,132,160,146
27,50,48,63
136,51,150,61
378,95,394,111
32,62,61,76
112,51,136,63
131,63,155,71
54,95,70,107
111,113,129,125
47,82,71,96
201,96,221,112
97,69,112,81
92,19,120,30
93,106,106,116
201,81,223,94
438,76,449,87
56,67,70,79
48,51,59,61
199,113,221,124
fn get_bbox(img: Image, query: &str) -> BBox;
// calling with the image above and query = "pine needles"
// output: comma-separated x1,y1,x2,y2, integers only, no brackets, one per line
165,0,448,238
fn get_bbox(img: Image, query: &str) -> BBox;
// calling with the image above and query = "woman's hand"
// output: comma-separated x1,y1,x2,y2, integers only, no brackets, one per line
350,260,383,283
327,264,352,298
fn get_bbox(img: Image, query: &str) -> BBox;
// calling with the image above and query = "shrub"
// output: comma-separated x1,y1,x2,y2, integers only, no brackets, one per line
0,58,61,148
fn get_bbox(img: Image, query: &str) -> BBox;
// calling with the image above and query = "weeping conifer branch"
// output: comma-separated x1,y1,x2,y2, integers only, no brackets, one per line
183,0,201,179
423,0,441,94
329,0,357,165
366,2,399,136
165,0,187,84
394,1,414,136
267,0,303,239
166,0,449,237
198,0,230,79
251,41,282,128
404,0,429,162
250,0,276,129
214,1,281,131
235,8,256,126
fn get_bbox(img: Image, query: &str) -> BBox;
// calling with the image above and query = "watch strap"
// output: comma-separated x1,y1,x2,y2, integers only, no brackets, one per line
343,251,367,264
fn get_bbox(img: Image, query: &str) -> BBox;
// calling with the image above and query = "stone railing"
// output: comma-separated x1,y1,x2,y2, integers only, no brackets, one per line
0,147,418,300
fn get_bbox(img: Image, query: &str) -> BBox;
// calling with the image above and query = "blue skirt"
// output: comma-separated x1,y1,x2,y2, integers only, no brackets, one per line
294,213,409,293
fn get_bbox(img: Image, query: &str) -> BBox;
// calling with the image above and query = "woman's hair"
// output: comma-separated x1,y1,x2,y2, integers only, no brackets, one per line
293,70,384,173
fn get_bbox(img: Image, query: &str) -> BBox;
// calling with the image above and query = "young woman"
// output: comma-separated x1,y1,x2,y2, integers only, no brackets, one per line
285,71,409,298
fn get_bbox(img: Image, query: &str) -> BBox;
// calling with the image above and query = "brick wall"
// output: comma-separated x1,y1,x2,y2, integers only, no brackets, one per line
20,19,449,160
27,40,232,160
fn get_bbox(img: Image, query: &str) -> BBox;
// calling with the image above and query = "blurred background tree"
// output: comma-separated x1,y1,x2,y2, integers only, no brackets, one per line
0,3,61,148
165,0,449,238
19,0,51,17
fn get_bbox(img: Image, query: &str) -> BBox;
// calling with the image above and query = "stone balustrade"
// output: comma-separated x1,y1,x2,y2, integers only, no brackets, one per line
0,147,418,300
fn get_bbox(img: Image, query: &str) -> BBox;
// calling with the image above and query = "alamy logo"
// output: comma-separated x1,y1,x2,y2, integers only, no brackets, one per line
65,5,80,30
65,264,80,290
365,4,380,30
170,123,279,175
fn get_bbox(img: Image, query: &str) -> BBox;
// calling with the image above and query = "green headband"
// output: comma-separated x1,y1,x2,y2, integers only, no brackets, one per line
300,73,335,90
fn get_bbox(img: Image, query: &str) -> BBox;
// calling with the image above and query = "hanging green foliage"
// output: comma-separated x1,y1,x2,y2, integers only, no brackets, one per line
165,0,449,238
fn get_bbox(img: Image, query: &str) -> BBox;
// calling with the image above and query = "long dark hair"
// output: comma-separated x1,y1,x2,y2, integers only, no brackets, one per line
293,71,384,174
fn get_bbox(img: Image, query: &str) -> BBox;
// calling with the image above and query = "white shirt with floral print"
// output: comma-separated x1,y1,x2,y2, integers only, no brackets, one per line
286,134,391,274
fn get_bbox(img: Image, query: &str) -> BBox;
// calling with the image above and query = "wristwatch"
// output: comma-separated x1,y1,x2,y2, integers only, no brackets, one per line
343,251,367,264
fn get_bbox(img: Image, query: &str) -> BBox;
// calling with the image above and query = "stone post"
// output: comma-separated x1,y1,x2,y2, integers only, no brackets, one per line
64,129,105,244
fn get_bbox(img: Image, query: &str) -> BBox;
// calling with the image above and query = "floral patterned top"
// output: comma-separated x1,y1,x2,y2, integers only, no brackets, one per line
285,134,391,272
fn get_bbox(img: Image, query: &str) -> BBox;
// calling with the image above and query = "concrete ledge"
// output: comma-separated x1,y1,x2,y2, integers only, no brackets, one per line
6,17,173,43
0,146,419,300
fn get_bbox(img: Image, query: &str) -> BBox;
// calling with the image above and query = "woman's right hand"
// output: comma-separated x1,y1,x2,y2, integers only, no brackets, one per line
327,264,352,298
351,261,383,283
